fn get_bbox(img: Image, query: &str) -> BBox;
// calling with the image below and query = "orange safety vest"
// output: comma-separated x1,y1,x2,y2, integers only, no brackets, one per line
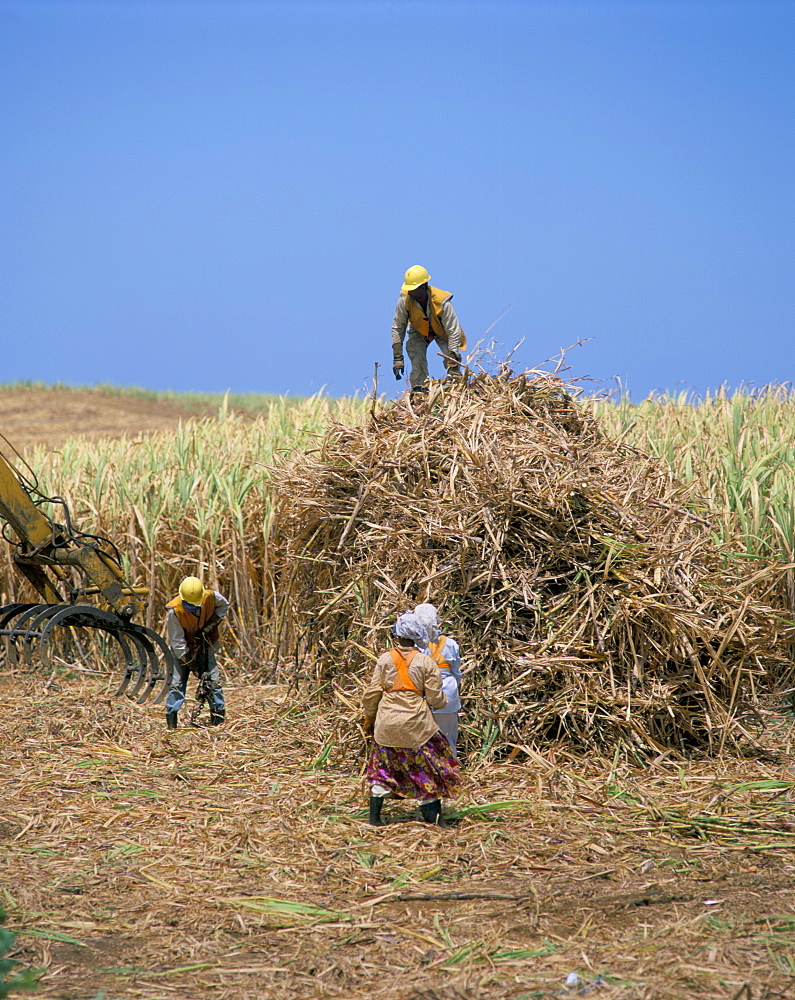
404,286,468,350
389,648,421,693
166,591,218,650
429,636,452,672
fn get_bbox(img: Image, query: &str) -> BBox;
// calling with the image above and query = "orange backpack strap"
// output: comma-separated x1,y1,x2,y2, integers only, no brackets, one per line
389,648,421,693
429,636,451,671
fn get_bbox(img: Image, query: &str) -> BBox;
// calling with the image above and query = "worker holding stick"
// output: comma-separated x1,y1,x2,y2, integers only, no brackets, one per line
164,576,229,730
391,265,467,391
362,611,460,828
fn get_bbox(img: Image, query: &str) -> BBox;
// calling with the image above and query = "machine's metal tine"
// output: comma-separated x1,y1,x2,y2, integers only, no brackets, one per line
0,605,28,664
118,625,161,702
1,599,176,708
129,633,159,702
4,604,51,665
0,604,41,666
23,604,69,666
123,622,177,704
125,632,155,700
36,605,96,672
113,625,138,696
40,605,146,696
150,658,176,705
38,605,135,690
0,603,39,628
0,604,42,662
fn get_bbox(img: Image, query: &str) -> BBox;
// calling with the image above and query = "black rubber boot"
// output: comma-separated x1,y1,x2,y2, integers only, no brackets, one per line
166,712,178,730
368,796,384,827
419,799,450,829
210,712,225,727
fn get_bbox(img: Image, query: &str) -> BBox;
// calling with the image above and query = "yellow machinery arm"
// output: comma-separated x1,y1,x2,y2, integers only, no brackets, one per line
0,450,174,703
0,453,145,618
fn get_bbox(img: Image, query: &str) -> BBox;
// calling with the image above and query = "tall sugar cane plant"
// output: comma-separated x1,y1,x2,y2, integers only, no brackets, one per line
593,385,795,609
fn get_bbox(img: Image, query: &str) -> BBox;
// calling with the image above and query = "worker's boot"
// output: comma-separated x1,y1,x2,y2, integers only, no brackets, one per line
419,799,450,829
209,711,225,727
368,796,384,827
166,712,178,730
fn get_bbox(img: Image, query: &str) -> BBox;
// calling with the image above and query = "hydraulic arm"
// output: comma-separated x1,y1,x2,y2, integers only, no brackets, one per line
0,450,175,702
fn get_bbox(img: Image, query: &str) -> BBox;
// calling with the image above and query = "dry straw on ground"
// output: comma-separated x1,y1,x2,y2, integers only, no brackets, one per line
5,670,795,1000
264,369,793,756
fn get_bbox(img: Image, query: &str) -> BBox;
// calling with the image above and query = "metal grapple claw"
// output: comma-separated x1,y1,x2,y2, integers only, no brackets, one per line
0,602,176,703
0,448,178,705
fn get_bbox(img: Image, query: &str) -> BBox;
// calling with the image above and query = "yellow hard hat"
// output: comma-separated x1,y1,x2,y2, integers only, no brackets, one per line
179,576,204,605
401,264,431,292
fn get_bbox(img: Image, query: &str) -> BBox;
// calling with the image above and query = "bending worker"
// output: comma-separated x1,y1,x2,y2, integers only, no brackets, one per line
391,265,467,390
164,576,229,730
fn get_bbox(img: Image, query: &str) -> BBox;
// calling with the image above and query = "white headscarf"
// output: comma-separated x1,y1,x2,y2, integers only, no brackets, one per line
394,611,429,647
413,603,440,642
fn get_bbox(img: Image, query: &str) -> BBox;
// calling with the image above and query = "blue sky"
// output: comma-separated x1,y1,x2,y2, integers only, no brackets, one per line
3,0,794,400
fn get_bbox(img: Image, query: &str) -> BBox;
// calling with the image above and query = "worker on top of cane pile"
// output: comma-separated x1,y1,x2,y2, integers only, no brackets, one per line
362,611,460,828
414,603,463,759
164,576,229,730
391,265,467,392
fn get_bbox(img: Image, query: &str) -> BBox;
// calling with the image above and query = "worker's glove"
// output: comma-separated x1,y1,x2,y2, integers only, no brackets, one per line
197,614,222,639
393,365,404,381
363,716,375,736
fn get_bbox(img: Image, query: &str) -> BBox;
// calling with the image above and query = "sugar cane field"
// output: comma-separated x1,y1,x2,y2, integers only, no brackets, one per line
2,378,795,1000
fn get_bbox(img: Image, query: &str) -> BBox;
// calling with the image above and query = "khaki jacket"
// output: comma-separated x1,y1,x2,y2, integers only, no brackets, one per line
363,648,447,748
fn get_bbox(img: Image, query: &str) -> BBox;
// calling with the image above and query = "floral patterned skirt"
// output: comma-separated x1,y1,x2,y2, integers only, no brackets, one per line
367,732,461,800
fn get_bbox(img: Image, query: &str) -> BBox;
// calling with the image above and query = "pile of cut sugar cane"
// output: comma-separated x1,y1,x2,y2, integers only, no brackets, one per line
262,368,793,758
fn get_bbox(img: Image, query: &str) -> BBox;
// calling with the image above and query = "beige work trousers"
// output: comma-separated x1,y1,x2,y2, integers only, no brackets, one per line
406,331,461,388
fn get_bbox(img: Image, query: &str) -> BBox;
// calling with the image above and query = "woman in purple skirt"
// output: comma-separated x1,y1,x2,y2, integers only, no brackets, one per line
362,611,460,828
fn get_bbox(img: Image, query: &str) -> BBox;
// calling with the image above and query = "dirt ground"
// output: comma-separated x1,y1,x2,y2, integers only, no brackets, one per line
0,388,216,454
3,666,795,1000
